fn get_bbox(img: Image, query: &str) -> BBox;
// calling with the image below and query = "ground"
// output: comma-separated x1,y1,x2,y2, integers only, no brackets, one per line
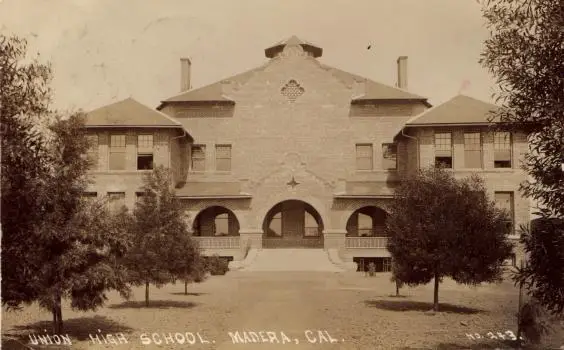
2,271,563,349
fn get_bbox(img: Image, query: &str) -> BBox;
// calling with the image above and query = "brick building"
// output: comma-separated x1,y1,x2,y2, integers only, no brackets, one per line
85,36,528,270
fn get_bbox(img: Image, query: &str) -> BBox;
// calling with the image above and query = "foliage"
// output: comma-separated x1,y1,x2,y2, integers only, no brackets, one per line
1,35,131,334
1,34,53,308
515,218,564,315
481,0,564,315
204,255,230,276
518,299,552,345
123,165,200,305
386,167,514,311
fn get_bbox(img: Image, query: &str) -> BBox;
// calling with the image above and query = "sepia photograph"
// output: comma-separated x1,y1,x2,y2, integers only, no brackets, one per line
1,0,563,349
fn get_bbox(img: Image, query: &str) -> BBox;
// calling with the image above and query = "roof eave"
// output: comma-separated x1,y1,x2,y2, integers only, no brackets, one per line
84,124,183,128
404,122,496,127
351,98,431,107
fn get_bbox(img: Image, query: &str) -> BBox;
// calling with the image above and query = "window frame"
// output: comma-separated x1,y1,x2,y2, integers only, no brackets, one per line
382,143,398,170
494,132,513,168
136,134,154,170
109,134,127,170
86,134,99,170
463,132,483,169
215,144,232,172
356,143,374,171
107,192,126,213
494,191,515,236
190,144,206,172
434,132,453,168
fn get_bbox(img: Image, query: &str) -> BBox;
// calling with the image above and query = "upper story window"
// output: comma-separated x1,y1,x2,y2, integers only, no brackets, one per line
356,144,373,171
191,145,206,172
109,134,126,170
215,144,232,172
494,132,512,168
494,191,515,235
464,132,482,168
107,192,126,214
382,143,397,170
434,132,453,168
137,134,154,170
86,134,99,170
81,192,97,204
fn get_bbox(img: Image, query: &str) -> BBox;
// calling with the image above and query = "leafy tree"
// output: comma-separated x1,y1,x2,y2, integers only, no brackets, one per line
481,0,564,315
1,35,131,334
1,34,53,308
386,167,514,311
124,165,200,306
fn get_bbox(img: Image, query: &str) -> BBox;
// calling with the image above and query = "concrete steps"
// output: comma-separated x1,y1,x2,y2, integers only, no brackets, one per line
240,249,344,272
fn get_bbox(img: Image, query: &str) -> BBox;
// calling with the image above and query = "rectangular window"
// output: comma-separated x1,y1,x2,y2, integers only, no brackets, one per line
81,192,97,204
494,132,512,168
109,134,126,170
356,144,373,170
464,132,482,168
494,191,515,235
107,192,126,213
434,132,453,168
191,145,206,172
382,143,397,170
87,134,99,170
215,144,232,172
137,134,154,170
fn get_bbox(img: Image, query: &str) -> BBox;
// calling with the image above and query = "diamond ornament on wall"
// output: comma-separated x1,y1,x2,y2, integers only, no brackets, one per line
281,79,305,102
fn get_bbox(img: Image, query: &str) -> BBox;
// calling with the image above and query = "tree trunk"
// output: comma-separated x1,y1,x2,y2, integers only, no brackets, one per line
185,280,188,295
52,292,63,334
396,281,400,297
433,271,440,311
145,281,150,307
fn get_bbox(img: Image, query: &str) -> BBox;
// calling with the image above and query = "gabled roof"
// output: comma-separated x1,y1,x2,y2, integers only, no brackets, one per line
160,63,429,106
161,66,264,104
86,98,183,128
322,65,429,104
405,94,500,126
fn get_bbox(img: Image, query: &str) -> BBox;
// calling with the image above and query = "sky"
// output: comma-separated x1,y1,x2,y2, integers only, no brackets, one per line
1,0,497,112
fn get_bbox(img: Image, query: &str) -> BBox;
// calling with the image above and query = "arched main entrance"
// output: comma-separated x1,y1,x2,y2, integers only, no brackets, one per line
346,206,388,237
192,206,240,236
262,200,324,248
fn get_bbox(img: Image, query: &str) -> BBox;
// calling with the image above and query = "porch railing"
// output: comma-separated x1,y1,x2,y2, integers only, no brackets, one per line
192,236,240,249
263,237,324,248
345,236,389,249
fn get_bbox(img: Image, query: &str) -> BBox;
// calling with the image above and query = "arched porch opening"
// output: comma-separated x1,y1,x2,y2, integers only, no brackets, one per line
192,206,240,236
262,200,324,248
346,206,388,237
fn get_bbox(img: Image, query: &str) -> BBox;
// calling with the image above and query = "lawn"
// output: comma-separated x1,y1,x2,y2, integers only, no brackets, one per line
2,271,563,349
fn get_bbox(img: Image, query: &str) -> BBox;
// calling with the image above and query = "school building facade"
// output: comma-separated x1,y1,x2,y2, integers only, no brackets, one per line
84,36,528,271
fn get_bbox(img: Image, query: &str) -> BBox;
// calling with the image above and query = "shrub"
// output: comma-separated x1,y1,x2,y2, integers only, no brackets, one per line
205,255,229,276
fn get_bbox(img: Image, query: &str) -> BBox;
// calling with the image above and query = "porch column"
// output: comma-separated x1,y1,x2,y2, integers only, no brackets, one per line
323,229,347,250
239,229,263,250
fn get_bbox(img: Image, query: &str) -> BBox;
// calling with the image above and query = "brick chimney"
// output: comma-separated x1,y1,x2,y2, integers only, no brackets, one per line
397,56,408,90
180,58,191,92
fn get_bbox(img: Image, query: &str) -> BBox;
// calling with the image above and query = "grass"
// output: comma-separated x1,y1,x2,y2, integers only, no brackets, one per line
2,271,563,349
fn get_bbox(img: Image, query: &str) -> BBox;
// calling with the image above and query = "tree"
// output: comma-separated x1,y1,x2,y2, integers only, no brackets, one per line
1,34,53,308
1,35,131,334
386,167,514,311
124,165,200,306
390,259,405,297
481,0,564,315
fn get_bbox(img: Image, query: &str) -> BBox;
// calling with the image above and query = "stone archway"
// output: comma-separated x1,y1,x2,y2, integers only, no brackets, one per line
192,206,240,236
345,206,388,237
262,200,324,248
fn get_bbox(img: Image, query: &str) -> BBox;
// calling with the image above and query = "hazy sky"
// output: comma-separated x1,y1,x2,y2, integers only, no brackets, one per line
1,0,497,112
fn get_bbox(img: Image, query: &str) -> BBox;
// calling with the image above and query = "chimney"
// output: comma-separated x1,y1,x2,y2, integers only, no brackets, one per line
180,58,191,92
397,56,408,90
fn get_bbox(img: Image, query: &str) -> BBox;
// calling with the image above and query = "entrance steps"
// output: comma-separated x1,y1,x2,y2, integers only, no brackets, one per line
239,249,344,272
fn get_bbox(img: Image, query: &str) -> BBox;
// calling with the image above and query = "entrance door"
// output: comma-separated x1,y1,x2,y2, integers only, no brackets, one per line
262,200,324,248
